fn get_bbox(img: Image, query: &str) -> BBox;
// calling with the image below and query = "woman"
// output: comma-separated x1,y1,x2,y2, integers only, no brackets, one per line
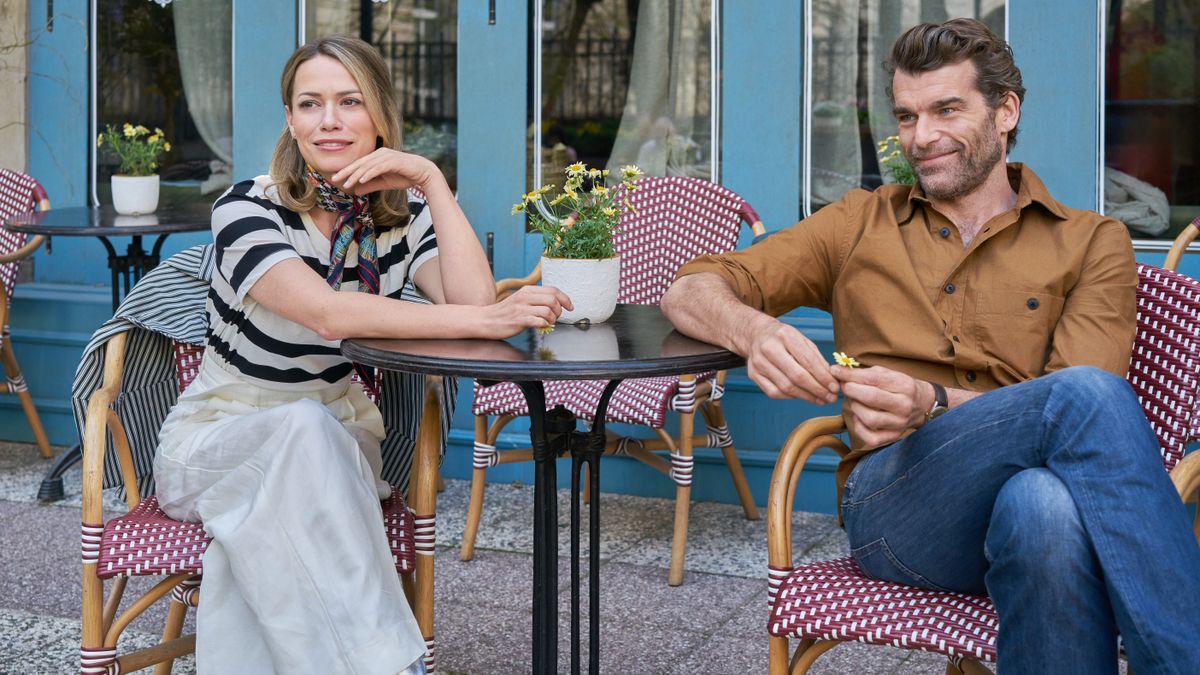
153,36,569,674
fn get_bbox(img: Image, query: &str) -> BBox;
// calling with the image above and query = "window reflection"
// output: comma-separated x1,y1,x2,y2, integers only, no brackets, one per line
533,0,715,193
305,0,458,190
1105,0,1199,241
805,0,1005,213
94,0,233,206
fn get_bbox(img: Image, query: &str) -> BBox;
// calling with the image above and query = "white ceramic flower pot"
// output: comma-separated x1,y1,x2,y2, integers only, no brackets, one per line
111,175,160,216
541,255,620,324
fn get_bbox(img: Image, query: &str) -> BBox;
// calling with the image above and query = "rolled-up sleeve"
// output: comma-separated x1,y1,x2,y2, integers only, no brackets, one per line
675,192,859,317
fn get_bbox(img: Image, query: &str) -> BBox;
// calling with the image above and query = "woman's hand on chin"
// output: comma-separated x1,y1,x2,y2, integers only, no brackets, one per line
330,148,439,195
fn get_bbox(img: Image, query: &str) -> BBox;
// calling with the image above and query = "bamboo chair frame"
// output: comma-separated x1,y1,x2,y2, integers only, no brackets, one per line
0,188,51,459
461,181,766,586
80,332,445,674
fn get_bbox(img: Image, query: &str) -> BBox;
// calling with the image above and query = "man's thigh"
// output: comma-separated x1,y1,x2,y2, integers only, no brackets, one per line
840,377,1058,594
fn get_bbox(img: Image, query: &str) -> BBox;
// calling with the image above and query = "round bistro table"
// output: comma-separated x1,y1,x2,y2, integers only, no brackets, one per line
342,303,745,675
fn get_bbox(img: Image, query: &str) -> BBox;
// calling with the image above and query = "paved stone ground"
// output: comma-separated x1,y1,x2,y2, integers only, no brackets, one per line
0,440,965,674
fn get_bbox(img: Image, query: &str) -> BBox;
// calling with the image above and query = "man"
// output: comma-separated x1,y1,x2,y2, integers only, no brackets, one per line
662,18,1200,673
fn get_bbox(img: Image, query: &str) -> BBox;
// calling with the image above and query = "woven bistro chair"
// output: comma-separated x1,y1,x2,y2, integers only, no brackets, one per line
0,169,51,458
463,176,766,586
765,262,1200,674
75,245,452,674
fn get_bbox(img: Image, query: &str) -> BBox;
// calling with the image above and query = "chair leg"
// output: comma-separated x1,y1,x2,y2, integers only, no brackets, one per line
0,338,52,458
460,415,490,562
668,410,696,586
701,402,758,520
769,635,791,675
152,593,190,675
788,638,840,674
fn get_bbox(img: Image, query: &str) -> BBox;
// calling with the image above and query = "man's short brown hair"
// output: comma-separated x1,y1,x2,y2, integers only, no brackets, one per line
884,18,1025,152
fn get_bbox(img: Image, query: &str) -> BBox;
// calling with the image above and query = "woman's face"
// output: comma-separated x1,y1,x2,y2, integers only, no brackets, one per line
284,55,379,181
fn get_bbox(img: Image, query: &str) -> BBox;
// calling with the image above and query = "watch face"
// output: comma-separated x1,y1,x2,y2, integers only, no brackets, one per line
929,405,949,420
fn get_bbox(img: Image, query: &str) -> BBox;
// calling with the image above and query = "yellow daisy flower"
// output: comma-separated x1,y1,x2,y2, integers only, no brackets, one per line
620,165,644,180
523,191,542,203
601,206,618,218
591,185,608,196
96,134,103,147
832,352,860,368
123,125,137,138
566,162,586,176
163,142,171,152
511,202,526,215
535,324,555,334
549,193,568,206
148,134,159,143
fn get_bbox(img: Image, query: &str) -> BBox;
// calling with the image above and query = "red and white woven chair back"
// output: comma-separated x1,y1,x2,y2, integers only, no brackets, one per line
0,169,46,304
611,176,757,306
1129,264,1200,473
173,341,380,403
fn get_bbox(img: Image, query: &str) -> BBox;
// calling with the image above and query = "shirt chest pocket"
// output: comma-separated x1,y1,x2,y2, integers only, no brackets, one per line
975,289,1066,377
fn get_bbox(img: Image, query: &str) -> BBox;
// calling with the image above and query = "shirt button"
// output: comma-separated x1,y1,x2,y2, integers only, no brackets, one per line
1026,298,1039,310
944,283,956,294
939,227,951,238
952,335,960,342
966,370,977,382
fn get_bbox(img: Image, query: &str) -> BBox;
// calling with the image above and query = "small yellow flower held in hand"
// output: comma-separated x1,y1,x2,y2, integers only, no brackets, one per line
535,324,555,334
832,352,860,368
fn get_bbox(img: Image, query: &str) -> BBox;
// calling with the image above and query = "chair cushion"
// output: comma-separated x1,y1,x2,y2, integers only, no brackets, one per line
768,556,997,663
97,487,416,579
471,372,714,428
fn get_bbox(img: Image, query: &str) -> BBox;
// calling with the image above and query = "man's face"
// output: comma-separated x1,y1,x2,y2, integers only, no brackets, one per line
891,60,1012,201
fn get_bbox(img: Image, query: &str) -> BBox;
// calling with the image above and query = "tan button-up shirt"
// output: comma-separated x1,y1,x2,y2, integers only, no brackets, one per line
676,164,1137,497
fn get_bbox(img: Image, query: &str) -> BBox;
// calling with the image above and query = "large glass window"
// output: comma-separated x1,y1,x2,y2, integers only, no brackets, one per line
804,0,1005,214
305,0,458,190
92,0,233,206
531,0,716,192
1105,0,1199,242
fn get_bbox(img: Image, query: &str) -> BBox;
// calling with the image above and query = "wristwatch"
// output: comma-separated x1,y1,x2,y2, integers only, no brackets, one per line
925,382,949,423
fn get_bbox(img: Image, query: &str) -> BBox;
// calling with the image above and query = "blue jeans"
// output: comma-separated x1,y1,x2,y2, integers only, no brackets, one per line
841,367,1200,674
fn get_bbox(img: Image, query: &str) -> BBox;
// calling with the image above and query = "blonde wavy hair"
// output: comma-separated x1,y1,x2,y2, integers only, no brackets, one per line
269,35,409,227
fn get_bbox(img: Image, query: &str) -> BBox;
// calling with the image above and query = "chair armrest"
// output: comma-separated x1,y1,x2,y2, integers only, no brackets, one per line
82,333,142,527
1164,216,1200,272
766,415,848,574
0,234,46,264
1170,450,1200,544
495,260,542,301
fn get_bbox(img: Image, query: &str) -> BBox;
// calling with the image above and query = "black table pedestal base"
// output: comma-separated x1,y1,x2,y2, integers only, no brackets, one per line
38,443,82,501
515,379,621,675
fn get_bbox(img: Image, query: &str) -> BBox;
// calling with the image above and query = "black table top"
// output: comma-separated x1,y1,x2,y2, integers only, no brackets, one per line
2,203,212,236
342,303,745,381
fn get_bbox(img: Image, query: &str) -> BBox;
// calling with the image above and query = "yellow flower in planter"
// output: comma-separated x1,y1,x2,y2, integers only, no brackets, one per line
832,352,861,368
566,162,586,176
100,122,171,177
517,162,643,260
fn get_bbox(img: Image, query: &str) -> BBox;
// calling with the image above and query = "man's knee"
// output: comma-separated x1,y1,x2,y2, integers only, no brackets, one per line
986,469,1087,566
1045,365,1135,408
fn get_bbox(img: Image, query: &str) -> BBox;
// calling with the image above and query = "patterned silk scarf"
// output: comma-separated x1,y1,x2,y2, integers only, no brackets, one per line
305,167,380,396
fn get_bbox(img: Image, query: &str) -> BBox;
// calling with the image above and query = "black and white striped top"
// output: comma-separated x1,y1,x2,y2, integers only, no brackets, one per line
207,176,438,387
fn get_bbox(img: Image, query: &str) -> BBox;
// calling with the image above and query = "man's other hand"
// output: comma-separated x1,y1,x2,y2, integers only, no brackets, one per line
746,319,840,404
832,365,932,449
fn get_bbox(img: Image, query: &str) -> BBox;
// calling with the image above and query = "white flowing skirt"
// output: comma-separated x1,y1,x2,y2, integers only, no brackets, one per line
153,359,424,675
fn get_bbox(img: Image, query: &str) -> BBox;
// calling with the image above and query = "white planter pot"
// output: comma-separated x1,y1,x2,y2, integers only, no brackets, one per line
111,175,160,216
541,255,620,324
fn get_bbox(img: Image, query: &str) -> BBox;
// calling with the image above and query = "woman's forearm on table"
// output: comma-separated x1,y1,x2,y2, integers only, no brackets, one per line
418,173,495,306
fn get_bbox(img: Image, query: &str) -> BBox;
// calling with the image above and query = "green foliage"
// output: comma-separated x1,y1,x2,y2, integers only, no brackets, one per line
97,123,171,177
515,163,644,260
877,135,916,185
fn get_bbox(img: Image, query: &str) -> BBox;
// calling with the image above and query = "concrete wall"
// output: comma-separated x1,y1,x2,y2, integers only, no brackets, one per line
0,0,27,171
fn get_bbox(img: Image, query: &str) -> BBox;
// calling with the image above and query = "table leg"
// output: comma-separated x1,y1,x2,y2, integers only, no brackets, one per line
36,443,81,501
518,382,565,674
572,379,620,675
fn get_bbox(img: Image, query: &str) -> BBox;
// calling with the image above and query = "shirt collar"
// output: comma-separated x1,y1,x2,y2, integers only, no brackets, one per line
892,162,1070,224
